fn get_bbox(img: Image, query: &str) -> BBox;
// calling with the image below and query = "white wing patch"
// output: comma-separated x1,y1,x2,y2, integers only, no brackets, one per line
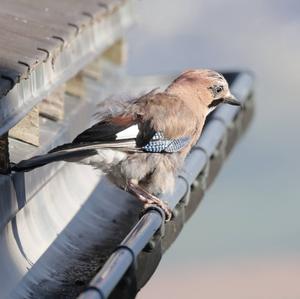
116,124,139,140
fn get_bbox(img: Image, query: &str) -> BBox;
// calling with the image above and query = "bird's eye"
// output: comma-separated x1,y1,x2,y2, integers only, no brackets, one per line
215,85,223,93
208,84,224,97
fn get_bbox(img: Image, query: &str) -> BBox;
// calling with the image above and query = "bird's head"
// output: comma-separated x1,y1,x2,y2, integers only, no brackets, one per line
166,69,241,115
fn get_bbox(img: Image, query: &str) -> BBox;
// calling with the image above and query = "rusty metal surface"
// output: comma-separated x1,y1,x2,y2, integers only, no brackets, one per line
0,0,135,135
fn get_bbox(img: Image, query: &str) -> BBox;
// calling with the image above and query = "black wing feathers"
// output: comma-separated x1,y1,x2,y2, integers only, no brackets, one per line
73,115,136,143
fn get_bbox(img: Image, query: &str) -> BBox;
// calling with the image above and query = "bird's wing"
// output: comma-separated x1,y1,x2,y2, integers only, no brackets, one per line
13,91,199,172
72,115,137,143
12,109,152,171
12,114,142,172
71,88,160,145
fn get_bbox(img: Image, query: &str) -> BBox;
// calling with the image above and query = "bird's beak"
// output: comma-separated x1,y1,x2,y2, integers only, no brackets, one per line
223,94,241,106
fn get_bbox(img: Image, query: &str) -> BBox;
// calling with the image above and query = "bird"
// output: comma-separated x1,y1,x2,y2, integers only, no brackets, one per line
12,69,241,221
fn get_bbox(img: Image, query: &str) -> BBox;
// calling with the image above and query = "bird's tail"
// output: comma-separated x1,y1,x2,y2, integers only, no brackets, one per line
12,139,140,172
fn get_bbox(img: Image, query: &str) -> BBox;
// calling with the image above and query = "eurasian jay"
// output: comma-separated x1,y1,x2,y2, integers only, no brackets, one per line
12,69,240,221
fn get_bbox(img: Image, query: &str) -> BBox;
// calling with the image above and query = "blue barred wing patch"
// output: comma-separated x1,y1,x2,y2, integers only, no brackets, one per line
164,136,190,152
142,132,190,153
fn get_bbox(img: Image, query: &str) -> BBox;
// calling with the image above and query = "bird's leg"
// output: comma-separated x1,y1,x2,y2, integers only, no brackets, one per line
127,180,172,221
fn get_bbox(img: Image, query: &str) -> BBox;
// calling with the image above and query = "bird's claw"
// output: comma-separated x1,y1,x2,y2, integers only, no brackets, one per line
127,181,173,222
144,202,173,222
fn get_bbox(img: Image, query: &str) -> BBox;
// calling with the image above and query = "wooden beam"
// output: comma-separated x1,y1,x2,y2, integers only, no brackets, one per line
9,106,39,146
65,72,85,98
82,55,103,81
102,39,127,65
0,133,9,174
39,85,65,121
83,39,127,81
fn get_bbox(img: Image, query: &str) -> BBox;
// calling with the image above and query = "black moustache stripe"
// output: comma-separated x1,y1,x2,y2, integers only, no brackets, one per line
208,98,223,108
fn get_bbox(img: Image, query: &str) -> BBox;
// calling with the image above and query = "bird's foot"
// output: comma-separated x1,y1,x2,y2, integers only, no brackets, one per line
143,201,172,222
127,181,172,222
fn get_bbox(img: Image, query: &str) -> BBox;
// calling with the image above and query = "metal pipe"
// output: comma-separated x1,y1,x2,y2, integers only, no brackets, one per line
78,209,163,299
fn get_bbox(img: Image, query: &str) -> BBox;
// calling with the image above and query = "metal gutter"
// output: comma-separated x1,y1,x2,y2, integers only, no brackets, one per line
79,209,164,299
